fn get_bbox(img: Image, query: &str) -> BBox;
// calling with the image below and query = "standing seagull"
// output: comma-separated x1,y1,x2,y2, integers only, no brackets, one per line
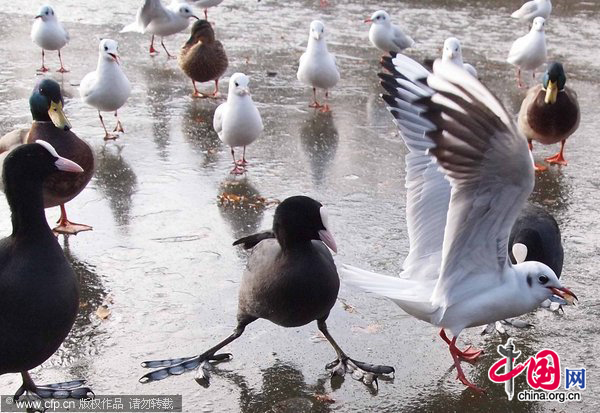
121,0,199,58
0,141,93,400
365,10,414,54
442,37,477,78
30,5,69,73
187,0,224,20
80,39,131,140
297,20,340,112
342,54,577,392
507,17,547,88
214,73,263,174
511,0,552,22
139,196,394,388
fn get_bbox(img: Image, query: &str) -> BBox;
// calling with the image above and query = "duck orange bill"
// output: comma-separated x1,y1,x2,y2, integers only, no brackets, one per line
550,287,578,305
318,229,337,253
55,156,84,173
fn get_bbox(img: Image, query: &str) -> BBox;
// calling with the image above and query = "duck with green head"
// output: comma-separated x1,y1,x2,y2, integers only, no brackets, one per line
518,62,580,171
0,78,95,234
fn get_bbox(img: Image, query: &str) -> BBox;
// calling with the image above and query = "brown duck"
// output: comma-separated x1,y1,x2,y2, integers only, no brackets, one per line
518,62,580,171
178,19,228,98
0,78,94,234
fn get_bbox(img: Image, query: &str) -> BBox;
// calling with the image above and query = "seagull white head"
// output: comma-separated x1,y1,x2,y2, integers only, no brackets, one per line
309,20,326,41
532,16,546,31
365,10,390,25
229,73,250,97
177,4,199,20
442,37,463,62
517,261,577,306
35,5,56,22
99,39,120,64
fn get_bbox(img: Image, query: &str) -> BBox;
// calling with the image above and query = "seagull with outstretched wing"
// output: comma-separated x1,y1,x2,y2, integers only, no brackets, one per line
342,53,577,392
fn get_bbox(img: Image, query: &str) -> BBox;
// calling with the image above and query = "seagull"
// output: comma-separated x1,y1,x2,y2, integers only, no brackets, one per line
121,0,199,58
30,5,70,73
213,73,263,175
80,39,131,140
511,0,552,22
441,37,477,78
297,20,340,112
342,54,577,392
365,10,414,54
138,196,394,388
186,0,223,20
507,17,547,88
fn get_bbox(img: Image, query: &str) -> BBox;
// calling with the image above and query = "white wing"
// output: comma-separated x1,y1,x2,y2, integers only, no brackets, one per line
213,102,226,140
79,71,98,101
407,60,534,313
511,1,537,19
464,63,478,78
507,34,528,64
378,54,450,279
392,25,415,50
121,0,169,33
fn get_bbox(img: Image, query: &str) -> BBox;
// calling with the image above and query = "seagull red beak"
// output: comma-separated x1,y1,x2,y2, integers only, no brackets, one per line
34,15,42,19
549,286,578,304
108,53,119,64
192,15,200,20
364,18,372,23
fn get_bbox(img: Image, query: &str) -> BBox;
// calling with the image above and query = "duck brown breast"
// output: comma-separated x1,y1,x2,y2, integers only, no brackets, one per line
179,40,228,83
527,89,580,144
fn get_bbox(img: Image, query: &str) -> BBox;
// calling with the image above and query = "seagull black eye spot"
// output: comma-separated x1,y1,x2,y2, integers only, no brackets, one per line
526,275,532,287
538,275,549,284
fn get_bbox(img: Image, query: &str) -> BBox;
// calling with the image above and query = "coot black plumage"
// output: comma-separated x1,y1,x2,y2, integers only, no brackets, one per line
0,141,93,399
139,196,394,388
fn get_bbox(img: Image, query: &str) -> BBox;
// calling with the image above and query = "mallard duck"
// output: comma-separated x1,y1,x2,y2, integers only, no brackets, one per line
30,5,69,73
0,79,95,234
0,141,93,400
80,39,131,140
178,19,228,98
518,62,580,170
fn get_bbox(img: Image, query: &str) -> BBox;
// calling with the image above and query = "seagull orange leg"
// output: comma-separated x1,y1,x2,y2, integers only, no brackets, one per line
447,334,485,393
160,38,174,59
37,50,49,72
439,329,483,361
528,140,547,171
545,140,568,165
320,90,331,113
57,49,69,73
149,35,158,55
309,88,322,108
516,68,525,89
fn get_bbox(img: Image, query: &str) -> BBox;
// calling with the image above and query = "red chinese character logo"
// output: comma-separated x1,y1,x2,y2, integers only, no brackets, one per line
489,341,561,394
525,349,561,390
